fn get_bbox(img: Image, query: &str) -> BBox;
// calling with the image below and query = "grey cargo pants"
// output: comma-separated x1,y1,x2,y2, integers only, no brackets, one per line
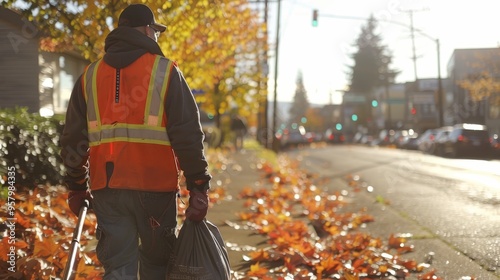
92,188,178,280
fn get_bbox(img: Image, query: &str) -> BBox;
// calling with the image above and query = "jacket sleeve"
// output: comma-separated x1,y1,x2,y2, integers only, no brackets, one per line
60,74,89,191
165,66,211,186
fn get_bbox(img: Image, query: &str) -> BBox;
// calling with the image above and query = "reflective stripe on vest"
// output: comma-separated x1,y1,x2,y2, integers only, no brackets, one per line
83,56,174,147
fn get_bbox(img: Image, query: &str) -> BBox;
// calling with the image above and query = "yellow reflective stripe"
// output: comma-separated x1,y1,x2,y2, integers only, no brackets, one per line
144,56,161,125
89,123,167,132
83,62,97,101
84,60,102,126
88,126,171,146
89,138,171,147
91,60,102,127
156,60,173,126
143,57,173,127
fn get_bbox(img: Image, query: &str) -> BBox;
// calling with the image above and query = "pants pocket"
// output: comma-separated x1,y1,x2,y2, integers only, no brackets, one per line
95,225,108,262
164,226,177,259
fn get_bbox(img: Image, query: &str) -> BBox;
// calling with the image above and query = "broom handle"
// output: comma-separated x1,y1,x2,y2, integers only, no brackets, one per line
62,199,89,280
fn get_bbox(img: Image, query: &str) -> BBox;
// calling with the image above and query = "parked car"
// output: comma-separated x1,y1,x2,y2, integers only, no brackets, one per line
417,128,439,154
324,128,346,144
431,126,454,156
373,129,394,146
277,125,308,148
440,123,492,158
392,130,408,146
491,133,500,157
305,132,322,143
360,134,375,145
399,133,420,150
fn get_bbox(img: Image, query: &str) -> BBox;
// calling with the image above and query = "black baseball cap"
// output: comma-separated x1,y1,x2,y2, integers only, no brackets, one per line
118,4,166,33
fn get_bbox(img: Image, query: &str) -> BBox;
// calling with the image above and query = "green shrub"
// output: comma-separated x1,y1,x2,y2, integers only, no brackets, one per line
0,107,65,188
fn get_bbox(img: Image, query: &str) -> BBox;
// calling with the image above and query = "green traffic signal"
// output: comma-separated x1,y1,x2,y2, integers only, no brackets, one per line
351,114,358,121
312,9,318,27
371,100,378,107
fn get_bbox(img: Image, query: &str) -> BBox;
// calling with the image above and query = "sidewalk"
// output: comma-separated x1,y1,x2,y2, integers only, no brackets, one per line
206,146,499,279
205,147,269,272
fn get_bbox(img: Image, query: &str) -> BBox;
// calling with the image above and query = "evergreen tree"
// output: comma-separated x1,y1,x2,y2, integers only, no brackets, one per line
288,71,310,124
346,15,398,128
348,15,398,94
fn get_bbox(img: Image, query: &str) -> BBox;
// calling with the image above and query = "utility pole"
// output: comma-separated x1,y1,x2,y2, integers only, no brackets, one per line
264,0,269,148
408,10,418,81
400,8,429,82
256,0,269,148
249,0,277,148
316,9,443,128
436,38,444,127
271,0,281,152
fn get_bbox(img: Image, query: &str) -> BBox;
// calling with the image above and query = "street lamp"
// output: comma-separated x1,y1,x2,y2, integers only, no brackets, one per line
411,28,444,127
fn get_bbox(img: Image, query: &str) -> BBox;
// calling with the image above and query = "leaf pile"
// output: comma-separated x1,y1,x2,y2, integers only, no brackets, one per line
231,156,445,280
0,150,229,280
0,184,102,279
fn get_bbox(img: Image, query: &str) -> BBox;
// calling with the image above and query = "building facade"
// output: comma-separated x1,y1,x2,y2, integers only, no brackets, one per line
39,51,88,116
0,7,89,116
0,7,40,112
447,48,500,135
372,83,406,130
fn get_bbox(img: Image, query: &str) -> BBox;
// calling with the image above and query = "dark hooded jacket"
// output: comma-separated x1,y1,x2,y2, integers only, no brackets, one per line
60,26,211,191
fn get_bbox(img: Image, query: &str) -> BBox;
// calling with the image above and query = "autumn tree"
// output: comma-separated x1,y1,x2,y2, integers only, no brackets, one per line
304,107,324,132
169,1,267,128
459,49,500,107
346,15,398,126
288,71,309,125
2,0,267,129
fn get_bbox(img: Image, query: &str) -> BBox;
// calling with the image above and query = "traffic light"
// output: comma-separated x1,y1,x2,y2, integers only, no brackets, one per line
351,114,358,121
312,9,318,27
336,123,343,130
371,100,378,107
410,107,417,115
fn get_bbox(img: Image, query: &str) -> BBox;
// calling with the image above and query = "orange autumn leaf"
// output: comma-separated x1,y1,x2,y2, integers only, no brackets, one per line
316,257,341,275
238,212,254,220
418,269,443,280
291,241,316,257
55,251,69,270
397,244,415,254
352,257,365,269
399,259,418,270
17,198,35,214
0,238,14,261
247,249,270,262
15,239,29,249
76,255,103,279
33,237,60,258
247,262,269,277
238,187,254,198
14,211,32,228
359,214,375,223
345,270,360,280
283,250,309,268
388,233,407,249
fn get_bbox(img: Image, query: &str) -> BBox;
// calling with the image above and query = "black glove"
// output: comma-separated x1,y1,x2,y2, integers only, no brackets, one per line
185,189,209,222
68,190,92,216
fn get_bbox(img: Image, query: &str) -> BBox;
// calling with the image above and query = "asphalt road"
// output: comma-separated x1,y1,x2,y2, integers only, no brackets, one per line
287,143,500,278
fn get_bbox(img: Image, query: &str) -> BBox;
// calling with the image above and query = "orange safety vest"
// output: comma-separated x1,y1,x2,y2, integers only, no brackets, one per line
82,53,179,192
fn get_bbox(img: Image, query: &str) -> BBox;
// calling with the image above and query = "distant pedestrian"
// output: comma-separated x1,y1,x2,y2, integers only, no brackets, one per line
230,115,247,150
60,4,211,279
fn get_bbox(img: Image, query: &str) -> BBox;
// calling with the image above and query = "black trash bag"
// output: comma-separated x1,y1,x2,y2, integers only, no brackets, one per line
166,219,231,280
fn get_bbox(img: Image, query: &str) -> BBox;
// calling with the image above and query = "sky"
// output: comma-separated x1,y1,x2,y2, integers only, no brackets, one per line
263,0,500,105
